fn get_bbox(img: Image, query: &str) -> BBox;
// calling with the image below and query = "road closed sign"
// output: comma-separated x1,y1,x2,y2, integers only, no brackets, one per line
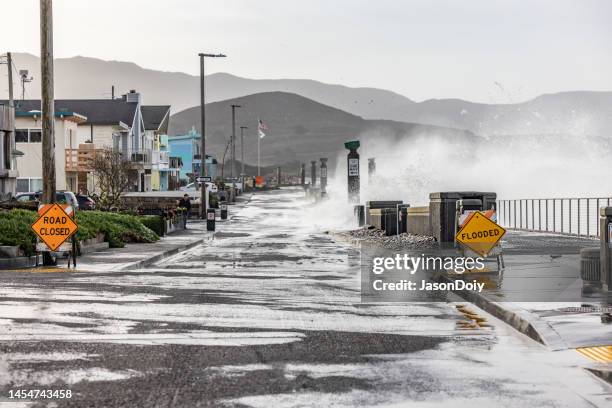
31,203,78,252
455,211,505,257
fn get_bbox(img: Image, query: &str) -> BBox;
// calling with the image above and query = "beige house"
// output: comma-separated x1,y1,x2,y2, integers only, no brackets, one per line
14,109,86,192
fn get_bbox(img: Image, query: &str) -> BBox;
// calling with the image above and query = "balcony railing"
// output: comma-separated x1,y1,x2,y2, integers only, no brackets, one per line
65,145,104,172
127,149,152,165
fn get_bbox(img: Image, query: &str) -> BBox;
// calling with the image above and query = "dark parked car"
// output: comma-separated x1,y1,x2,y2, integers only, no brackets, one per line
75,194,96,210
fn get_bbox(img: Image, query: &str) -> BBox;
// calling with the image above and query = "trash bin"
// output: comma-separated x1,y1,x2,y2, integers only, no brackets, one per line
206,208,216,231
220,202,228,220
580,247,601,282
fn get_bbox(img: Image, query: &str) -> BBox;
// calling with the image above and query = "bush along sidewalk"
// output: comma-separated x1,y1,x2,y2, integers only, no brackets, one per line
0,209,159,257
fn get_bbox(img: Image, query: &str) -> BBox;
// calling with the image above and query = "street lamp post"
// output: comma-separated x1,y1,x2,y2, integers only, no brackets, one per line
230,104,241,180
240,126,248,181
198,52,226,219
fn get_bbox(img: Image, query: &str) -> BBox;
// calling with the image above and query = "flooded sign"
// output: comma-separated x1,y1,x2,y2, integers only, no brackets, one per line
455,211,505,257
31,203,78,251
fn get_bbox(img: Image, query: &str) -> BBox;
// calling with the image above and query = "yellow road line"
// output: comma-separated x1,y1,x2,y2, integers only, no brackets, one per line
455,304,490,329
576,346,612,363
3,267,78,273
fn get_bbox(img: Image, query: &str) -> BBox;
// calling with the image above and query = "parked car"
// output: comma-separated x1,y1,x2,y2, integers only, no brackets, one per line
180,182,218,193
14,191,80,210
75,194,96,210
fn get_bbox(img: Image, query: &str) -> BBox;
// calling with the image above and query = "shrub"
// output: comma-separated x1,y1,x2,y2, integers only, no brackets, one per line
75,211,159,248
0,209,160,256
139,215,165,236
0,209,38,255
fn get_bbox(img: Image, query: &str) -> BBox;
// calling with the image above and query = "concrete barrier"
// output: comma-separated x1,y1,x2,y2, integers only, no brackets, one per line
406,206,430,236
365,201,403,225
429,192,496,243
369,208,398,236
396,204,411,234
354,205,365,227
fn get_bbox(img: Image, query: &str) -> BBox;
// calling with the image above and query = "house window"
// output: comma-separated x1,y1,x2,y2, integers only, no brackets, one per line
15,129,42,143
16,178,43,192
15,129,29,143
16,178,30,192
29,130,42,143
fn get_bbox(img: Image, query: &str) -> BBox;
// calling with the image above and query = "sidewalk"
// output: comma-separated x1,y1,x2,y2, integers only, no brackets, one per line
47,192,254,273
76,220,213,272
439,229,612,382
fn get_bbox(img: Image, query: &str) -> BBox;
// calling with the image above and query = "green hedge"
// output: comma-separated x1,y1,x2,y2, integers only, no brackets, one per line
75,211,159,248
0,209,38,256
0,209,159,256
139,215,165,236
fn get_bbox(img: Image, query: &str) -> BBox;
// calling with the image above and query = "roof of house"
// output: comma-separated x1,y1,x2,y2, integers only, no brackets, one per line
141,105,171,132
3,99,139,126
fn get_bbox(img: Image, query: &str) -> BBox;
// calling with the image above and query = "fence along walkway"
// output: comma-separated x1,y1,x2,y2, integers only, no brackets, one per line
497,198,612,238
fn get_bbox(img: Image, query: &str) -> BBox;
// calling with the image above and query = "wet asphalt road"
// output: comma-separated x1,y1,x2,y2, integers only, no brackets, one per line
0,188,611,407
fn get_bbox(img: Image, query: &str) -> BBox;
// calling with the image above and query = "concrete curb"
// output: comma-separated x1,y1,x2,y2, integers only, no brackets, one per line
435,273,568,350
117,233,213,271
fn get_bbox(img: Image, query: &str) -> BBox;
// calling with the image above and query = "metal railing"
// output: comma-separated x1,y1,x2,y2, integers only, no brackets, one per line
497,198,612,238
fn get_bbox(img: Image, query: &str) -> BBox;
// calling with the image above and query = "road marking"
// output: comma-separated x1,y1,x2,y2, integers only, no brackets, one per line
3,267,78,273
455,304,491,329
576,345,612,363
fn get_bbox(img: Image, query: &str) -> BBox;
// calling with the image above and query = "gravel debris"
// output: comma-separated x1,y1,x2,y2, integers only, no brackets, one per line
333,227,437,250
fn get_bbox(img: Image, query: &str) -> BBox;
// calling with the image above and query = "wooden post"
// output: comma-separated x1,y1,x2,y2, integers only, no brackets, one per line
40,0,56,204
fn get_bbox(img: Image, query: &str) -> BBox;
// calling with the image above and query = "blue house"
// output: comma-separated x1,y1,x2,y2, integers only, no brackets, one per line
168,128,218,183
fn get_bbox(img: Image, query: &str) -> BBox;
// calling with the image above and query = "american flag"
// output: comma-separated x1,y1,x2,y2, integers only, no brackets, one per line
258,118,269,138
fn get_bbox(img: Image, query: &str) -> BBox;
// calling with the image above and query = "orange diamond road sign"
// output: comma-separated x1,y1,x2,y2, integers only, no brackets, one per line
31,203,78,252
456,211,506,257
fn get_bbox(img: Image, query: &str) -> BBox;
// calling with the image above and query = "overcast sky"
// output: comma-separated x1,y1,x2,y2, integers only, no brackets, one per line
3,0,611,103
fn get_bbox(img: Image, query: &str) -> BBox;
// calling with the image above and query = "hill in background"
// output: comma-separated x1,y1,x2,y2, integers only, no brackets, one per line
169,91,477,169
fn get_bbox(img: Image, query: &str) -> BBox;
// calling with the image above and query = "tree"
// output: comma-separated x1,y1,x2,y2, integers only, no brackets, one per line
91,148,136,210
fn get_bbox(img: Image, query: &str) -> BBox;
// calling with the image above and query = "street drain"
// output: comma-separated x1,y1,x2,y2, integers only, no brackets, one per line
576,345,612,363
557,306,612,314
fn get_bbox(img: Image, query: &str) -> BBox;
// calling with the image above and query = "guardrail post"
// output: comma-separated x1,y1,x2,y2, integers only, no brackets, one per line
587,199,590,236
538,199,542,231
553,199,556,232
569,199,572,234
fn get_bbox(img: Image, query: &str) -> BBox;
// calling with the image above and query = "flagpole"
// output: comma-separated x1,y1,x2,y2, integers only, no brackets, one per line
257,132,261,177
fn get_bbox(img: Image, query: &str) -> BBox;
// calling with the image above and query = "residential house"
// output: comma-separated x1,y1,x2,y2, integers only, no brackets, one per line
0,104,18,199
7,91,170,193
11,107,86,192
142,106,180,191
168,128,218,184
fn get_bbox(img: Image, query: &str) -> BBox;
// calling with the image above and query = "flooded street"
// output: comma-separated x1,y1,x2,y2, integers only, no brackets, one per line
0,188,610,407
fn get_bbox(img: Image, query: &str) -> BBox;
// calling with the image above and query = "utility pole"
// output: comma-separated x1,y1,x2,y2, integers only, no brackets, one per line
230,104,241,179
240,126,248,179
198,52,226,218
40,0,55,205
6,53,14,108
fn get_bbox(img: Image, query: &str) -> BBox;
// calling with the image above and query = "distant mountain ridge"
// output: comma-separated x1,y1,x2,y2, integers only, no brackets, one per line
169,91,478,168
4,53,612,137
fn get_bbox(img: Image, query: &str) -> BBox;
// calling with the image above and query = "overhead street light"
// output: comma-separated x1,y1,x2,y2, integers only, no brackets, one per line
198,52,226,219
